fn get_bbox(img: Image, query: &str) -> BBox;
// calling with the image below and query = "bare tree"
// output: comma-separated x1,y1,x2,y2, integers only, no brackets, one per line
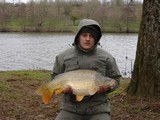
127,0,160,98
17,3,27,31
35,0,48,31
70,6,82,26
82,0,100,18
0,1,9,31
121,4,136,32
93,4,108,29
0,0,143,33
27,0,36,29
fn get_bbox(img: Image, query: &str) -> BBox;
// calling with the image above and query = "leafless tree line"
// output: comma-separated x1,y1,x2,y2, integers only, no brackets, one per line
0,0,142,32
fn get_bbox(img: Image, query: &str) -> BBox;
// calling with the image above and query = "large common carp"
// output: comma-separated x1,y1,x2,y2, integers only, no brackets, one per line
36,69,113,104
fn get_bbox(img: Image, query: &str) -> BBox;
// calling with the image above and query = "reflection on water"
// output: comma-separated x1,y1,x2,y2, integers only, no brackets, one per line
0,33,138,77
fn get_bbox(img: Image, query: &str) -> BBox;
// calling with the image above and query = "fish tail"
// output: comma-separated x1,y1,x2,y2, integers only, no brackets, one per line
36,85,53,104
42,89,53,104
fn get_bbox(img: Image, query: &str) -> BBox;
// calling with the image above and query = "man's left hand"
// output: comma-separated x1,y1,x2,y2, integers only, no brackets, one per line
97,80,116,93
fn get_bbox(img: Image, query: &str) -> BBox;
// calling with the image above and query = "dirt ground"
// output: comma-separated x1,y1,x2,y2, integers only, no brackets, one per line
0,71,160,120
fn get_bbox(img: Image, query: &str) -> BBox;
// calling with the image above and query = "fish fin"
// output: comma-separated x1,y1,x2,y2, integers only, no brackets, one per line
36,84,47,95
76,95,84,102
36,85,53,104
42,89,53,104
88,87,97,95
55,88,63,95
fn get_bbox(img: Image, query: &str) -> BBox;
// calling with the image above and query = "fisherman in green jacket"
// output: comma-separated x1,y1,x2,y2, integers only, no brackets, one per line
52,19,121,120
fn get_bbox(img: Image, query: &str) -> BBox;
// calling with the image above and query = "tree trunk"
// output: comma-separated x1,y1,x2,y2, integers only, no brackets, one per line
127,0,160,98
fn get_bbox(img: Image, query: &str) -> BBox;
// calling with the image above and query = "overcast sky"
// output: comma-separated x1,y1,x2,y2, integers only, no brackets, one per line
5,0,27,3
5,0,143,4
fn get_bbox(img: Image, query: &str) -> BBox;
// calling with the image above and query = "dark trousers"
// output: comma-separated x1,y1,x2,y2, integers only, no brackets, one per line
55,110,110,120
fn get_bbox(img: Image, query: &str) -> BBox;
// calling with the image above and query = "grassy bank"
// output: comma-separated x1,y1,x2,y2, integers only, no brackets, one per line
0,70,159,120
2,19,140,33
0,24,139,33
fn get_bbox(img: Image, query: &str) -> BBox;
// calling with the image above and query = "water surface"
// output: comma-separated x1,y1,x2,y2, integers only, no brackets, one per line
0,33,138,77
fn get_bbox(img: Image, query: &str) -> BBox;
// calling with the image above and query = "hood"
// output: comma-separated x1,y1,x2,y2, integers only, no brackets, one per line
73,19,102,48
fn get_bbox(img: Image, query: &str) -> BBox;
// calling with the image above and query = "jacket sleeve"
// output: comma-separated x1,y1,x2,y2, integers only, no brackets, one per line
106,57,121,92
50,72,57,80
51,55,65,81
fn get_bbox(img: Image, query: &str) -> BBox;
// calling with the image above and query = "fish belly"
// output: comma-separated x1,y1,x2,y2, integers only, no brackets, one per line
67,80,97,96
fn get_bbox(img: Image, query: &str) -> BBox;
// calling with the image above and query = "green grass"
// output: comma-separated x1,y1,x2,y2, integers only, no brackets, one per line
0,81,10,90
0,70,51,100
0,70,51,80
1,17,140,33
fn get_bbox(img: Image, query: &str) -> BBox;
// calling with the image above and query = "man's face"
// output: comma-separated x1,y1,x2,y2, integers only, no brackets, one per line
79,32,95,50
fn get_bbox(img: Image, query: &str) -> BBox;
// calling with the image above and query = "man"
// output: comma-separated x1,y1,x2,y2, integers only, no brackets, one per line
52,19,121,120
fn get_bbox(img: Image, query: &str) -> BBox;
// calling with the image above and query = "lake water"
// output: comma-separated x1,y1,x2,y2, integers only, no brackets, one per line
0,33,138,77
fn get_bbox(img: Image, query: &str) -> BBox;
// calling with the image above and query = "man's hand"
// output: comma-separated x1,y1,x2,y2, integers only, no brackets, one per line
63,86,73,94
97,80,116,93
